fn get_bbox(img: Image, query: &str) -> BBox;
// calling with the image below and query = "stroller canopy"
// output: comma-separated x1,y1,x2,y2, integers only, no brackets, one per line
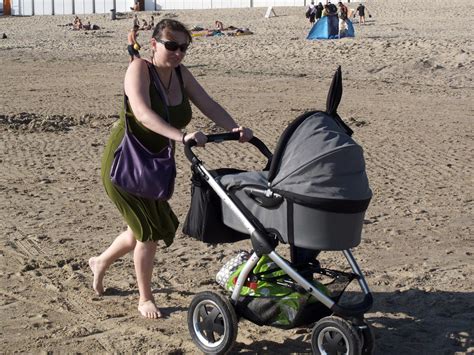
268,111,372,211
220,66,371,214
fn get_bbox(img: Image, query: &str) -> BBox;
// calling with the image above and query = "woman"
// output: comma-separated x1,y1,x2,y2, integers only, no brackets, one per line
89,19,253,319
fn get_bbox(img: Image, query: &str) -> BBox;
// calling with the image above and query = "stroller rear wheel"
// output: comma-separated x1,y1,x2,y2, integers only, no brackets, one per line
187,291,238,355
311,316,362,355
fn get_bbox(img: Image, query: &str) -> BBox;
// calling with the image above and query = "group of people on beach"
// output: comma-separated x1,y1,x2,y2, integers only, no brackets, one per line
133,14,156,31
127,15,156,62
71,15,100,30
190,20,254,37
306,1,370,26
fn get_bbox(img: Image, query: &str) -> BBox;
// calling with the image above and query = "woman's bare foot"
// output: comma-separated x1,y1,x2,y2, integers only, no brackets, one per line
138,300,162,319
88,257,105,295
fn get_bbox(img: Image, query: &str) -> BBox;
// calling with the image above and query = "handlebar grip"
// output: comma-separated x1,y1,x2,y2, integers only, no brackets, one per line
184,132,273,168
207,132,241,143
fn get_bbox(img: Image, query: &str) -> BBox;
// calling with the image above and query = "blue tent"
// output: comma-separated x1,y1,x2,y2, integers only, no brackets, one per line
307,15,355,40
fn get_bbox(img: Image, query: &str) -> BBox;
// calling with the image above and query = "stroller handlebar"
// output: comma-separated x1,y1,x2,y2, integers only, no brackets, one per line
184,132,273,169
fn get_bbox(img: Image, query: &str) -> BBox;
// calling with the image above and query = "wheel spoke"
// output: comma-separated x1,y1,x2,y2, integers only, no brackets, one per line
209,307,221,323
203,329,216,343
214,321,225,336
324,331,334,343
199,305,209,319
332,332,343,344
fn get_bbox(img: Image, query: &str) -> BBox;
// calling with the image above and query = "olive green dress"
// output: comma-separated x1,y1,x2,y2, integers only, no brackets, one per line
101,66,192,245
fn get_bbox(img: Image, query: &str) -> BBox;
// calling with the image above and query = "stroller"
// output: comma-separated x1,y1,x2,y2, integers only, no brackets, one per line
183,67,374,354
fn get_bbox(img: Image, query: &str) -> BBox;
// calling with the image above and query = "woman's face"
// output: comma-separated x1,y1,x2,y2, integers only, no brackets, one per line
151,30,189,68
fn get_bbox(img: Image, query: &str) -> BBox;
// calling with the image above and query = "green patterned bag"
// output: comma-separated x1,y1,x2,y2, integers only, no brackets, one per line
225,255,331,328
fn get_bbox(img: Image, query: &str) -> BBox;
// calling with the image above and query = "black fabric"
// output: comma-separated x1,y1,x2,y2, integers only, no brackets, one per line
326,66,342,116
182,168,250,244
267,111,316,182
235,295,332,329
175,65,184,88
273,189,371,213
287,200,295,245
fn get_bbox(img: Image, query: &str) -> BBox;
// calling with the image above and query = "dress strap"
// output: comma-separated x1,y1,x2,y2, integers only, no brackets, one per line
175,65,184,91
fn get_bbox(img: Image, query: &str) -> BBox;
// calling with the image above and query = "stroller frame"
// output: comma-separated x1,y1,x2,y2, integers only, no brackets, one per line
185,132,374,354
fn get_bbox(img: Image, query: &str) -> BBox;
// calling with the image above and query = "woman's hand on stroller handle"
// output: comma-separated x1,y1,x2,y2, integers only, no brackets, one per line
231,126,253,143
183,131,208,147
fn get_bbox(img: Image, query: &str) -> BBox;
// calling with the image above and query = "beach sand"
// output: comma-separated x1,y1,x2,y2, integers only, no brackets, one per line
1,0,473,353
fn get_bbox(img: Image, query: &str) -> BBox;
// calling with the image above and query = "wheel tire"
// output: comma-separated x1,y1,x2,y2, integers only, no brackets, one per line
187,291,238,355
359,322,375,355
311,316,362,355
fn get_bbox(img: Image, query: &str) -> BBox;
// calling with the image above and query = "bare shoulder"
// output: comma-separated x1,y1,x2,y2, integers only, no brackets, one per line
128,58,150,73
125,59,151,93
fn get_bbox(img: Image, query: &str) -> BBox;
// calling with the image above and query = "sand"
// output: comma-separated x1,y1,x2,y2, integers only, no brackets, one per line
0,0,473,353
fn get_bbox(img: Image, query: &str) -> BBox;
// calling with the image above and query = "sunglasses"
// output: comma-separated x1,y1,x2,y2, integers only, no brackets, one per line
156,39,189,53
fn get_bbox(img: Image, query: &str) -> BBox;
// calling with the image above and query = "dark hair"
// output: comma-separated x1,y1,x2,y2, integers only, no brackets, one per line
152,19,192,44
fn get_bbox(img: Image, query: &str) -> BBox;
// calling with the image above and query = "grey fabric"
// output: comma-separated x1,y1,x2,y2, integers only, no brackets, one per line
218,171,269,190
270,112,372,200
219,112,371,202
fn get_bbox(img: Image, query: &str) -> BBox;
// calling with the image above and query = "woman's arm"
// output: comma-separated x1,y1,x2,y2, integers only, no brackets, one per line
180,65,253,142
124,59,185,143
180,65,238,130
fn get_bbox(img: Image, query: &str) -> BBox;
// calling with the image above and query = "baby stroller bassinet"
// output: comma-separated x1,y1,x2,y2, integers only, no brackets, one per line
219,108,372,250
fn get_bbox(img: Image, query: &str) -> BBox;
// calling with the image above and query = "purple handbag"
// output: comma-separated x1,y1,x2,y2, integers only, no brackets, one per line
110,62,176,200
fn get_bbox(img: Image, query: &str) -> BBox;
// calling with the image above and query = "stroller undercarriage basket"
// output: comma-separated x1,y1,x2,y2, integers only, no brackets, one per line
227,258,358,329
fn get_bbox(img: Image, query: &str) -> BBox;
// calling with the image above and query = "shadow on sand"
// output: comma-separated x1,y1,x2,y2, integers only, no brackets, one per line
227,290,473,354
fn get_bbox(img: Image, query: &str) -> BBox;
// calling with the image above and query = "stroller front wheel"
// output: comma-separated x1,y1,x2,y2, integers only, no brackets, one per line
187,291,238,355
311,316,362,355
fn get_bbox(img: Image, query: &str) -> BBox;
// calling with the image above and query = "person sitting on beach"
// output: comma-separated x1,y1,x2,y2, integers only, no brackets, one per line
141,19,149,30
73,16,83,30
133,14,140,28
130,0,140,11
215,20,225,31
80,21,100,31
150,16,155,29
127,25,141,62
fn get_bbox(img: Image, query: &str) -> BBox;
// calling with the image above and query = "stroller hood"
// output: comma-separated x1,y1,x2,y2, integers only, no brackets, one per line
269,111,372,210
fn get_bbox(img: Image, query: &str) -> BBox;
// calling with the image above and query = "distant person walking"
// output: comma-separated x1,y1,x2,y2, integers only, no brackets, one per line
356,3,370,25
127,25,141,62
306,1,317,25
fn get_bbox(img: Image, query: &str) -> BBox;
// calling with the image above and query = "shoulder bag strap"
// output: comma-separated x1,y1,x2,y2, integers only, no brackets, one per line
122,61,173,144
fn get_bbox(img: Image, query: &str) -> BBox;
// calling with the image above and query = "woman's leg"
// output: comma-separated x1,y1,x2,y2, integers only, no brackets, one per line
134,240,161,318
89,227,136,295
